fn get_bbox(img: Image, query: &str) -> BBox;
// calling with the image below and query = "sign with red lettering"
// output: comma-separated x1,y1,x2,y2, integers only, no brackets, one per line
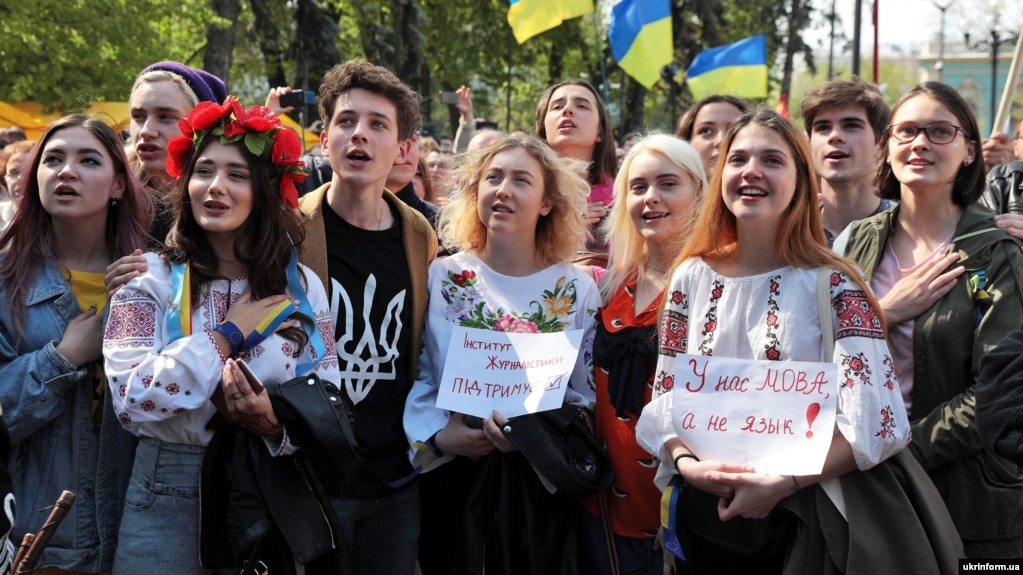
436,326,584,418
669,353,837,475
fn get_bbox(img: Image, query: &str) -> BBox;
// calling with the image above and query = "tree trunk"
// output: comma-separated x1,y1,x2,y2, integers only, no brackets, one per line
781,0,806,96
621,75,647,136
292,0,343,98
204,0,241,86
249,0,287,89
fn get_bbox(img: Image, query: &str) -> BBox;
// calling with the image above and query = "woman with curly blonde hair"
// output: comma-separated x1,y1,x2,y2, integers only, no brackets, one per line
406,133,600,574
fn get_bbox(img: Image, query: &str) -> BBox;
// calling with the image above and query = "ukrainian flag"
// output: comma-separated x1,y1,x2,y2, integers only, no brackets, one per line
507,0,594,44
608,0,673,89
686,35,768,100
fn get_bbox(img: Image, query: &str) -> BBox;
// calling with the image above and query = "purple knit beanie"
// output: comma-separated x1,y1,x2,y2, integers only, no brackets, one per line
139,61,227,104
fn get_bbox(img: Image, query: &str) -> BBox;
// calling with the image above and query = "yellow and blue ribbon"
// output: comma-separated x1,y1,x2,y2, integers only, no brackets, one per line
660,475,686,560
165,245,325,373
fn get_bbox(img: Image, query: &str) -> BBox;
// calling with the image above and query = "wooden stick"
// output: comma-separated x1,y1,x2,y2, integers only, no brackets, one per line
11,533,33,573
993,28,1023,136
15,491,76,574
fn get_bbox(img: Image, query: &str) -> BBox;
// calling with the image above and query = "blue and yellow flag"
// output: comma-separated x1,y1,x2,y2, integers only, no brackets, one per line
686,35,768,100
608,0,673,89
508,0,594,44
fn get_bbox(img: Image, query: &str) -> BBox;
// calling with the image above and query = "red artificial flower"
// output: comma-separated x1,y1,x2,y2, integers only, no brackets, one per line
232,99,279,133
177,118,193,141
188,98,234,132
272,128,303,166
279,173,301,209
165,135,194,179
223,120,246,139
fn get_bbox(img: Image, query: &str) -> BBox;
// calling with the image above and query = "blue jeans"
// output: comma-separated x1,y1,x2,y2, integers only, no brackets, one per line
113,437,216,575
581,509,665,575
331,484,420,575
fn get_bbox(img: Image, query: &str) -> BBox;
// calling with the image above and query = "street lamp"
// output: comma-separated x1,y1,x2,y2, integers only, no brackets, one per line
965,0,1018,131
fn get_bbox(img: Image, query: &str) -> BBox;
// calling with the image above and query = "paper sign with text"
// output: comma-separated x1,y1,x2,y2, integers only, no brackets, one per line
669,353,838,475
436,326,583,418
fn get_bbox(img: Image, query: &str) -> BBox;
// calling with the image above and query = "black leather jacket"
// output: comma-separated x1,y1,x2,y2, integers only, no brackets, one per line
980,160,1023,215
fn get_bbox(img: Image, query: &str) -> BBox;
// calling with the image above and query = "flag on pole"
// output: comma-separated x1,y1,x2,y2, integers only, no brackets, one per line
608,0,673,89
685,35,768,100
775,91,790,119
507,0,594,44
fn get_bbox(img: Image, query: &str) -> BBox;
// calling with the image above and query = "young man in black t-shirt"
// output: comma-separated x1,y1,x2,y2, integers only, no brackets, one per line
299,60,436,575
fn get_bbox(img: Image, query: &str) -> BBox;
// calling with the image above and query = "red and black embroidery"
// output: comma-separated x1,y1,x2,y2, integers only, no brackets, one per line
212,288,231,322
881,355,898,391
654,370,675,395
763,275,782,361
103,297,157,348
698,280,724,355
669,289,686,307
659,310,687,356
840,351,874,388
876,405,897,439
832,273,884,341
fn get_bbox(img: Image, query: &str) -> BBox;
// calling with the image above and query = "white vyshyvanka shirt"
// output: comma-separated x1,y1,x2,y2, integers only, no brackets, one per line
104,252,340,446
404,252,600,471
636,258,910,489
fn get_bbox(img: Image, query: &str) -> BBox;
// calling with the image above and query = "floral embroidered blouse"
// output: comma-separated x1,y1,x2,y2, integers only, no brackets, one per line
404,251,600,471
103,252,340,446
635,258,910,488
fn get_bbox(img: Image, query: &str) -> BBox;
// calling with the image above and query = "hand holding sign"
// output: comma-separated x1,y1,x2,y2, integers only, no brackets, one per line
437,326,583,418
706,471,792,521
669,354,838,476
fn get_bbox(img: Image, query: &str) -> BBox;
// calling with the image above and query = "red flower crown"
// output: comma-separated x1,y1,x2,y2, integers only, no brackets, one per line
166,95,306,209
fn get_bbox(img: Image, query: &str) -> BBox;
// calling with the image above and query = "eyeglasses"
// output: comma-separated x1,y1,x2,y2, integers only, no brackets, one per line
887,122,967,145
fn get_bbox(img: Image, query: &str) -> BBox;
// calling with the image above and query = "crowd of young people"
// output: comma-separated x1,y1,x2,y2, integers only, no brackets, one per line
1,55,1022,575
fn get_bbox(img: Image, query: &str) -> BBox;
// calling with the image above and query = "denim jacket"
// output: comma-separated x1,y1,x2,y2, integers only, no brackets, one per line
0,260,134,572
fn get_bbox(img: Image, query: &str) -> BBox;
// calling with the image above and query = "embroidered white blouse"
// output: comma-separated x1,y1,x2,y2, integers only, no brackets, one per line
103,252,340,446
404,252,600,471
636,258,910,488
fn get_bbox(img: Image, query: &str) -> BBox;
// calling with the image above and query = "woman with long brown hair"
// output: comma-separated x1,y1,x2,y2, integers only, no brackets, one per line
103,97,338,573
0,114,152,572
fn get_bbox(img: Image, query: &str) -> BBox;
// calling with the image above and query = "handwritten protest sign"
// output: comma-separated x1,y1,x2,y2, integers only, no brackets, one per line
669,354,837,475
436,326,583,418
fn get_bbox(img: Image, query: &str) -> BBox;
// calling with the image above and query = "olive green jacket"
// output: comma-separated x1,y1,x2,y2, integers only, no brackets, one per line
844,202,1023,540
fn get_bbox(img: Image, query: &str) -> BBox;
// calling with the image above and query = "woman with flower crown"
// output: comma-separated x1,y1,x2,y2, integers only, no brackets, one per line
103,96,339,573
404,133,600,574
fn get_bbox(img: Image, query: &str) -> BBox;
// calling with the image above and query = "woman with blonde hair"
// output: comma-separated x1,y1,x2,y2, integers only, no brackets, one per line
581,134,706,575
637,109,959,573
405,133,600,574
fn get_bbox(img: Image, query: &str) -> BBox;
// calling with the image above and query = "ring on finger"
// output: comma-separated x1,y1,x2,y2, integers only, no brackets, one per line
228,392,244,400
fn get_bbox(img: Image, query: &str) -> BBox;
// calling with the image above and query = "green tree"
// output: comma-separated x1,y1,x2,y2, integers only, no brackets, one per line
0,0,218,109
